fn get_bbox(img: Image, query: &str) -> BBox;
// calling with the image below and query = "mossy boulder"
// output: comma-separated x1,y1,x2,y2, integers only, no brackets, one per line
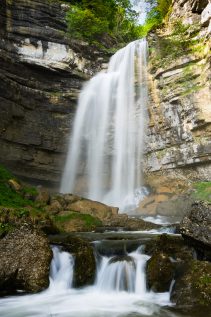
146,252,174,292
0,225,52,295
49,234,96,288
144,234,195,262
171,260,211,311
180,201,211,259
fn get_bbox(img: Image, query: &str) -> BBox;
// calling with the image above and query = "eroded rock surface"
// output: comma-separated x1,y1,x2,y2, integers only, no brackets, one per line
180,201,211,258
0,0,104,187
0,225,52,295
145,0,211,190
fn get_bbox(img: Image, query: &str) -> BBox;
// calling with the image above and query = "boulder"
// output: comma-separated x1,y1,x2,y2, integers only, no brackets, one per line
171,260,211,312
49,234,96,288
0,226,52,295
67,198,118,221
102,214,160,230
180,201,211,258
145,234,195,264
146,252,174,292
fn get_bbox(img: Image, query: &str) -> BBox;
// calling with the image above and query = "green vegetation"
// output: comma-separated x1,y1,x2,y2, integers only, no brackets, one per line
53,212,102,231
65,0,173,46
0,164,103,235
138,0,172,36
192,182,211,202
66,0,141,46
0,165,37,208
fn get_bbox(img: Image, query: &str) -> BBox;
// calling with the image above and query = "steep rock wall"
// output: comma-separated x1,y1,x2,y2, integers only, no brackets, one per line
0,0,104,187
145,0,211,188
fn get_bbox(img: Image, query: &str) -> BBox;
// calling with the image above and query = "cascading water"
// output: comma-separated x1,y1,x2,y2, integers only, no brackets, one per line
60,39,148,212
0,245,172,317
48,246,74,293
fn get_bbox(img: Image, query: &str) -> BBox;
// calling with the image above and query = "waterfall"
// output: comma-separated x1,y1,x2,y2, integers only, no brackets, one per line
0,245,171,317
96,248,149,294
61,39,148,211
48,246,74,293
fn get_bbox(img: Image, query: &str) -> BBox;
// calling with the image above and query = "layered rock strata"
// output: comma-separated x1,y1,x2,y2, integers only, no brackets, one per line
0,0,103,187
145,0,211,186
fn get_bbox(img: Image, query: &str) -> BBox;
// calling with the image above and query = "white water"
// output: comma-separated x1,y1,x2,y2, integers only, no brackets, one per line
0,246,172,317
61,39,148,212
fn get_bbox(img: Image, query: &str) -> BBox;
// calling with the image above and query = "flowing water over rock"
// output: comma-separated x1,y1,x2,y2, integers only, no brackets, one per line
0,245,172,317
61,39,148,212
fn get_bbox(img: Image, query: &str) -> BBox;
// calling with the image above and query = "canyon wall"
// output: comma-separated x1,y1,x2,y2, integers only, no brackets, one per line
0,0,103,187
0,0,210,190
145,0,211,189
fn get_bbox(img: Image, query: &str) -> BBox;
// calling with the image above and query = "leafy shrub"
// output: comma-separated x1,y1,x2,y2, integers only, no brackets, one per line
66,0,141,46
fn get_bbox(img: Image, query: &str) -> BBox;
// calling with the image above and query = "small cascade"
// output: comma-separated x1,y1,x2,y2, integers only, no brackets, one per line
0,244,172,317
96,247,149,294
60,39,149,212
48,246,74,292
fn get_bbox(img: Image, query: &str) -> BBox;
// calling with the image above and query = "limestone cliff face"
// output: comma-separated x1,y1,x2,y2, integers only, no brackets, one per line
145,0,211,186
0,0,103,186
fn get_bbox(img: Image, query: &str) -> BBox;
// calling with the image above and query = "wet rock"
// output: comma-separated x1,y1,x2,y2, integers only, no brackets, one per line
145,234,195,263
103,214,160,231
109,255,135,265
180,201,211,259
49,234,96,288
171,260,211,311
0,226,52,295
146,252,174,292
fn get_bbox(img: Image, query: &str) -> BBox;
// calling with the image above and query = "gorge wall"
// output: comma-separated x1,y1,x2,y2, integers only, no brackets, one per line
0,0,104,187
145,0,211,189
0,0,210,191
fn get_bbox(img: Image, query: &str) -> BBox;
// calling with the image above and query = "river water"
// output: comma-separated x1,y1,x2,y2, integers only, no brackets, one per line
0,243,173,317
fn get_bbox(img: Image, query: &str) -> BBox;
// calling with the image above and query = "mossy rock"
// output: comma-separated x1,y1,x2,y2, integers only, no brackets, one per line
146,252,174,292
171,260,211,311
0,225,52,295
145,234,195,262
49,234,96,288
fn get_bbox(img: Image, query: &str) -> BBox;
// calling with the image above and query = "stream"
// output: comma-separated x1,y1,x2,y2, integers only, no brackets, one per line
0,224,196,317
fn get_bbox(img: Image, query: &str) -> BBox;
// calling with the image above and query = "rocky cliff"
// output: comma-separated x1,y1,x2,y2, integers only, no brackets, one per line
145,0,211,189
0,0,104,187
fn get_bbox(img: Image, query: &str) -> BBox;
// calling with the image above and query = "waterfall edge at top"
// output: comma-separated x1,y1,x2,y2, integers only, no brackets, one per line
60,39,149,212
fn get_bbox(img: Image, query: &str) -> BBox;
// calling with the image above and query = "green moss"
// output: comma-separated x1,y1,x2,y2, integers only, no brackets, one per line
192,182,211,202
53,211,102,231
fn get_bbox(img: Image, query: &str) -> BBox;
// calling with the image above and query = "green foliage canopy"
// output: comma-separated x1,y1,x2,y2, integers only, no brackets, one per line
66,0,140,46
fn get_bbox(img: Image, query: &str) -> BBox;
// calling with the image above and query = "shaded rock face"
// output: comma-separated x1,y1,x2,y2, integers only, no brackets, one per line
180,201,211,258
171,260,211,311
145,0,211,188
146,252,174,292
0,226,52,295
49,235,96,288
0,0,103,187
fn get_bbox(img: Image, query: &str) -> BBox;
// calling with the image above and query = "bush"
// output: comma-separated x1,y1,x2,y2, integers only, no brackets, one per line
66,0,141,46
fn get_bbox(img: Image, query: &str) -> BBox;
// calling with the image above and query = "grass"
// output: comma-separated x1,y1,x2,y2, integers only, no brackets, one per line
192,182,211,202
0,164,104,235
0,164,37,208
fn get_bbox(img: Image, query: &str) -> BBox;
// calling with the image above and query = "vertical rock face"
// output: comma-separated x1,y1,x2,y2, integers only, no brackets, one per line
145,0,211,186
0,0,103,187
